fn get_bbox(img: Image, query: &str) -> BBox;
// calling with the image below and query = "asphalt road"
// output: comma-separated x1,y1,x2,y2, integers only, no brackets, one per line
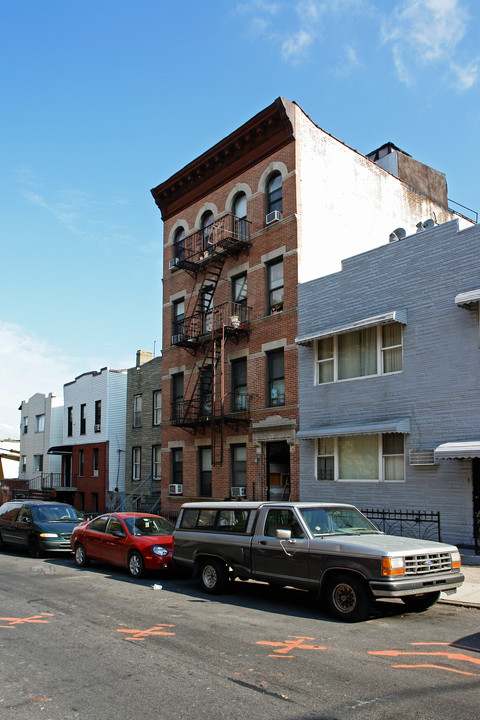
1,550,479,720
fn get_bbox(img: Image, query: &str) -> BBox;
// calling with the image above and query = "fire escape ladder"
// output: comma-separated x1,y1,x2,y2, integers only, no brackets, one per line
183,257,226,346
211,326,225,467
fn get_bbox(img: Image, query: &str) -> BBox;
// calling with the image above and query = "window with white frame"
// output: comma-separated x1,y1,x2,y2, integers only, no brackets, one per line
35,414,45,433
132,447,141,481
316,322,403,384
78,450,84,477
153,390,161,425
316,433,405,482
93,448,99,476
23,416,28,434
34,455,43,472
152,445,161,479
21,456,26,473
133,395,142,428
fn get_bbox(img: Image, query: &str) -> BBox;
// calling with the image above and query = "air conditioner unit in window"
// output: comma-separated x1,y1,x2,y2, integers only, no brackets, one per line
92,470,98,477
409,449,435,466
265,210,282,225
171,334,184,345
94,424,101,432
231,486,246,497
169,484,183,495
169,258,181,270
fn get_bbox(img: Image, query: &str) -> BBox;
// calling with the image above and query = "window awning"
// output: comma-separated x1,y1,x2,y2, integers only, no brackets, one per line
295,309,407,346
47,446,73,455
434,441,480,460
455,289,480,307
297,418,410,439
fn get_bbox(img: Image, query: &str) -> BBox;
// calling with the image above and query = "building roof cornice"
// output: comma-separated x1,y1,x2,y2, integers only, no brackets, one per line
151,97,296,220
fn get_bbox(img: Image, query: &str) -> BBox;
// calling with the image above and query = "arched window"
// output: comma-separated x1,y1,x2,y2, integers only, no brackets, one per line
232,192,247,239
173,227,185,261
266,173,282,215
201,211,214,249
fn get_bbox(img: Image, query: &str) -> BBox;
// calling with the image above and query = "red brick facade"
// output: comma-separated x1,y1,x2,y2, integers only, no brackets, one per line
152,99,300,511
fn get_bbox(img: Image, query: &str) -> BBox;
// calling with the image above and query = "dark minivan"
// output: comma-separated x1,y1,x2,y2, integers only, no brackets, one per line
0,500,83,557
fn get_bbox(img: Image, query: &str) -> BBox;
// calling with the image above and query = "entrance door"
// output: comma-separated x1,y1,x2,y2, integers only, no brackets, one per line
473,459,480,554
266,441,290,501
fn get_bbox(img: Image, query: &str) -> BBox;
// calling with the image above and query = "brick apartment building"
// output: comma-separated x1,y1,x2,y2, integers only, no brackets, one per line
151,97,469,513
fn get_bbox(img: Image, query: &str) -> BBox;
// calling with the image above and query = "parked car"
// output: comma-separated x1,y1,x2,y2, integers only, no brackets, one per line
0,500,84,557
71,512,175,578
173,501,464,622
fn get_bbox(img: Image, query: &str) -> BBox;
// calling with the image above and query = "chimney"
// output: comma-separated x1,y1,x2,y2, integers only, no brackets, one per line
366,142,448,208
136,350,153,367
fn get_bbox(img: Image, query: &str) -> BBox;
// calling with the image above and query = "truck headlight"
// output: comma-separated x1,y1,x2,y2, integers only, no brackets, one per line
382,556,405,576
152,545,168,557
451,550,461,569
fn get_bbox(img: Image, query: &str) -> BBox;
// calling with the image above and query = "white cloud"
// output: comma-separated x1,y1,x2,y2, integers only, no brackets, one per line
382,0,478,90
0,321,99,440
282,29,315,61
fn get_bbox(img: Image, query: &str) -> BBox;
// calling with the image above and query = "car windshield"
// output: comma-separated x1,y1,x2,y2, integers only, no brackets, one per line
123,516,175,537
299,506,380,537
32,505,82,522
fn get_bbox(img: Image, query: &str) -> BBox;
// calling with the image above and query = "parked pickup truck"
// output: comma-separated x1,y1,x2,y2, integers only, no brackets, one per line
173,501,464,622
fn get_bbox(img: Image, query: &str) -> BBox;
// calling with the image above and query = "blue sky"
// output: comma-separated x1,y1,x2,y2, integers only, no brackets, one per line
1,0,479,438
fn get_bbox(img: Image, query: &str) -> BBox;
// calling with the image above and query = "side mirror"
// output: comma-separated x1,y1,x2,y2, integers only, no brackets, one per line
111,530,126,539
276,528,292,540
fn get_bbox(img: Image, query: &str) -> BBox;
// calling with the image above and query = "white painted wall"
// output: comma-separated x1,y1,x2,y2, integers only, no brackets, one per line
295,105,472,283
18,393,63,477
63,368,127,491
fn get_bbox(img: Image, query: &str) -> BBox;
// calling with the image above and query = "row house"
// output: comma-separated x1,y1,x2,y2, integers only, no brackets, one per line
296,219,479,547
124,350,163,510
150,97,469,513
18,393,63,489
49,367,127,513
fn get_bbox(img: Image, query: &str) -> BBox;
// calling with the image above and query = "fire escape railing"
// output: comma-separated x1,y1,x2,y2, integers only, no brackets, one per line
175,213,251,271
171,392,252,426
172,301,250,347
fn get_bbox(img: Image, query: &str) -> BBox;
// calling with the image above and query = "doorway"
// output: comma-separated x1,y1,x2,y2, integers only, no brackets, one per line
266,441,290,500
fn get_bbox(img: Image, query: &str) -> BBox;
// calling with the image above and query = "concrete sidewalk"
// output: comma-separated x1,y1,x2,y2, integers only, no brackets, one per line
440,549,480,608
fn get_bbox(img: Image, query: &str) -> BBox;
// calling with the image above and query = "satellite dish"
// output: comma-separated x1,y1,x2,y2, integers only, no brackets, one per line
393,227,406,239
423,218,435,229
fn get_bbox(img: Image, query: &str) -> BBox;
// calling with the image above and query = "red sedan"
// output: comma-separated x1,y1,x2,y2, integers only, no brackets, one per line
71,512,175,578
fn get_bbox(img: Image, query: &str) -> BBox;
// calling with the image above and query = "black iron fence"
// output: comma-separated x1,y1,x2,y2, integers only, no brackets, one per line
362,508,441,542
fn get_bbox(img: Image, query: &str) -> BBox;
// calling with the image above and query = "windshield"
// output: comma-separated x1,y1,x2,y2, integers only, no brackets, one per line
32,505,83,522
299,506,380,537
124,516,175,537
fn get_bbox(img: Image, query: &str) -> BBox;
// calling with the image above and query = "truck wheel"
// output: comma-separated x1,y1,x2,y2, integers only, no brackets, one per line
401,591,440,612
200,559,228,594
325,573,371,623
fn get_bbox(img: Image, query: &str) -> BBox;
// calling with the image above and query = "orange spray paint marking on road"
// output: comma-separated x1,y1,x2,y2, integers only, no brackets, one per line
257,636,328,658
369,644,480,676
116,624,175,640
0,613,54,628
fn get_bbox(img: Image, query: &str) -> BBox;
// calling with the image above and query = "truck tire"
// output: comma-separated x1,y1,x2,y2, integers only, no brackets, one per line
401,591,440,612
325,573,371,623
200,558,229,594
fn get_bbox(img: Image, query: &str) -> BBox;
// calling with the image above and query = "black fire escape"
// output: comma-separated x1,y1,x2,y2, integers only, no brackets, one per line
170,212,252,465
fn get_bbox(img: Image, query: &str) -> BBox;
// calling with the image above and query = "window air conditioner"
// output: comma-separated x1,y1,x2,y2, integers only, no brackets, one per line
169,484,183,495
265,210,282,225
172,334,184,345
169,258,180,270
94,424,101,432
92,470,99,477
409,450,435,466
231,486,246,497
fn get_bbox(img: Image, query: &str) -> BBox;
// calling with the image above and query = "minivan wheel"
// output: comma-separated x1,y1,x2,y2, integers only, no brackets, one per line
128,551,145,578
28,537,43,559
74,543,90,567
200,559,229,594
325,573,371,623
